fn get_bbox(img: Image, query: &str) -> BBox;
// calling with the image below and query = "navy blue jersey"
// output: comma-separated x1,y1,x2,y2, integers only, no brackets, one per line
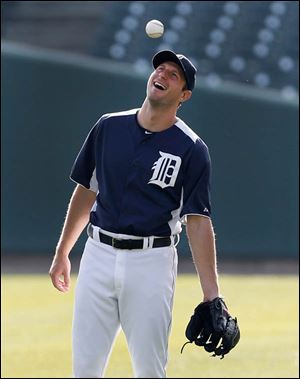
70,109,211,237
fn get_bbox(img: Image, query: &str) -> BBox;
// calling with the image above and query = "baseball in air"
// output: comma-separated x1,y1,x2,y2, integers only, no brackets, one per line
145,20,164,38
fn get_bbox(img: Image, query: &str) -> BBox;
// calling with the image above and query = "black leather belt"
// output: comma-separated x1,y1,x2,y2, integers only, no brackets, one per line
87,224,172,250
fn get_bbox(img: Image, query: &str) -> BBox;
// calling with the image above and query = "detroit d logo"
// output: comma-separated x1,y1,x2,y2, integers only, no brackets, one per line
148,151,181,188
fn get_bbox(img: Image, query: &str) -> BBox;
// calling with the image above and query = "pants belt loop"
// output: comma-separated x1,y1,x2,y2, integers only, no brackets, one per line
88,223,92,238
142,237,149,249
148,236,154,248
92,227,97,241
89,224,100,242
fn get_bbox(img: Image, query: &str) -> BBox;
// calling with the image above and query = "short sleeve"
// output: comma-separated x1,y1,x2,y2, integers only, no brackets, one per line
180,139,212,224
69,118,102,192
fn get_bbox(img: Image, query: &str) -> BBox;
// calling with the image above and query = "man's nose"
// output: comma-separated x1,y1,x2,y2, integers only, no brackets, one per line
158,72,167,81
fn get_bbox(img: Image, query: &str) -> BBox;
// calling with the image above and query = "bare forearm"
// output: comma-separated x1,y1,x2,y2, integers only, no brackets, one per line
56,184,97,257
186,215,220,301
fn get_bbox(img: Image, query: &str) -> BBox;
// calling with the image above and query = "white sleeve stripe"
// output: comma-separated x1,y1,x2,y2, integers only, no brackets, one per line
175,118,199,143
89,168,98,192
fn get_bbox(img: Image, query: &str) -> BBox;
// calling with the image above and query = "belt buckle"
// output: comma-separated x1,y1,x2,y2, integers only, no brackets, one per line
111,237,117,248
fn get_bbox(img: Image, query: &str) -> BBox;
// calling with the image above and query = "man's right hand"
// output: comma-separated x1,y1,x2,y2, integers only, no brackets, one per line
48,184,96,293
49,254,71,293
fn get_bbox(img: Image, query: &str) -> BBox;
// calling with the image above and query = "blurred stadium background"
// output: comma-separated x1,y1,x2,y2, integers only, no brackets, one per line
1,1,299,267
2,0,299,95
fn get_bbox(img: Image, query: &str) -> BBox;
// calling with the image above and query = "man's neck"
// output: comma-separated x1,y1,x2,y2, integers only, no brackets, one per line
137,100,178,132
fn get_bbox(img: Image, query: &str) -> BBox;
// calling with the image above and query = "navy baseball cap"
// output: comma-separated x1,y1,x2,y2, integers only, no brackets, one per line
152,50,197,91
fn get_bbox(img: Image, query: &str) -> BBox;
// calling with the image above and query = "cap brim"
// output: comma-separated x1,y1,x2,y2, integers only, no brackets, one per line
152,50,188,85
153,50,182,69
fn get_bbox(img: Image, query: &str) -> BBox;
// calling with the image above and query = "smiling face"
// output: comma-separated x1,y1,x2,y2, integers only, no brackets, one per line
146,61,192,107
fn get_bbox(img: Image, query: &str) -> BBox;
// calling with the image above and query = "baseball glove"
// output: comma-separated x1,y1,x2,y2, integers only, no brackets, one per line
181,297,240,359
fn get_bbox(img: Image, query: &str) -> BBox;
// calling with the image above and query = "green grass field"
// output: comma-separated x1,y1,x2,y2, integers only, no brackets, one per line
1,273,299,378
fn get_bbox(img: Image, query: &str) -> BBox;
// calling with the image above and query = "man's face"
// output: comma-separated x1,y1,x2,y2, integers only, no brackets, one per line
147,61,191,106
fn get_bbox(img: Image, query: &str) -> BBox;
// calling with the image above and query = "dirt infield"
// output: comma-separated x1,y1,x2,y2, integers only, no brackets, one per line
1,254,298,275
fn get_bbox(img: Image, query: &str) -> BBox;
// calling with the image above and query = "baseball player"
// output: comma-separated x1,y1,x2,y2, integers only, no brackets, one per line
49,50,222,378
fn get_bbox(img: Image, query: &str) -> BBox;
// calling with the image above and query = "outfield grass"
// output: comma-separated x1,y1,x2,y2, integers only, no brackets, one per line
1,273,299,378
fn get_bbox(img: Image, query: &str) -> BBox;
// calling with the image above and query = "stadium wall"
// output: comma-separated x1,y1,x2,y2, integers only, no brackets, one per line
1,42,298,259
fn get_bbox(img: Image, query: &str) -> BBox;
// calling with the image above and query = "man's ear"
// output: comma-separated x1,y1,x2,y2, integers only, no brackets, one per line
180,90,192,104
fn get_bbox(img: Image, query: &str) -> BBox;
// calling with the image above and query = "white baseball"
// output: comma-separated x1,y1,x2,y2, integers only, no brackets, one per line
145,20,164,38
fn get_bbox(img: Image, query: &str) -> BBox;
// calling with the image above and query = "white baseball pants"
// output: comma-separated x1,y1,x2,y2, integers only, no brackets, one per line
72,233,178,378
